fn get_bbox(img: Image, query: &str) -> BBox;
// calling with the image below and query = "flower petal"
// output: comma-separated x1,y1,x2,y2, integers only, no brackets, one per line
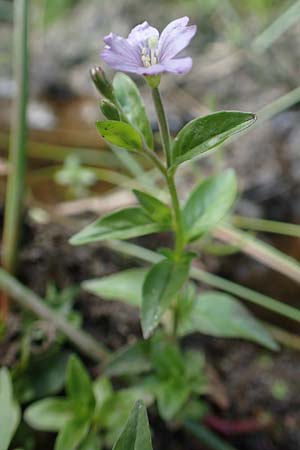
136,64,166,76
127,21,159,47
103,32,140,65
162,57,193,75
101,49,140,73
158,17,197,61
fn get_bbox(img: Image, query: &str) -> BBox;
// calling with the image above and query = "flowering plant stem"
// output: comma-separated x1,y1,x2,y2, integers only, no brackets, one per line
149,86,186,337
1,0,29,319
151,88,172,166
151,87,185,258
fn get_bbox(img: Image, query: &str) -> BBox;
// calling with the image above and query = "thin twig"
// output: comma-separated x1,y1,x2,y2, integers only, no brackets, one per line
0,268,108,362
213,224,300,284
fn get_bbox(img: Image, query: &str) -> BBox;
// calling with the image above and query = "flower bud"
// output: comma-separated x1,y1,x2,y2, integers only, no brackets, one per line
90,66,114,101
100,99,120,120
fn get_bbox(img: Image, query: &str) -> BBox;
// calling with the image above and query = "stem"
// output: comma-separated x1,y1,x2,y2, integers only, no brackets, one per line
0,267,108,362
143,144,168,177
233,215,300,237
151,88,172,167
151,86,186,333
150,87,185,257
214,224,300,285
2,0,29,274
167,174,185,256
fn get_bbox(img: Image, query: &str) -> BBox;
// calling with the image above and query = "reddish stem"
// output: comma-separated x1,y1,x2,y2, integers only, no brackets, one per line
205,414,269,436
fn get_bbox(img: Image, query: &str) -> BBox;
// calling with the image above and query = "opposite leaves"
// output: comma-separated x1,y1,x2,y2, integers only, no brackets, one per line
171,111,256,169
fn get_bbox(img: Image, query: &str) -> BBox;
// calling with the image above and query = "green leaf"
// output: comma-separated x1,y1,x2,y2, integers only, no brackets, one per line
93,376,113,421
133,190,172,225
113,73,153,148
55,418,90,450
70,208,166,245
141,257,191,339
24,398,72,432
83,268,147,306
14,351,69,403
100,99,120,121
96,121,143,152
112,400,153,450
171,111,256,169
183,169,237,241
77,432,102,450
178,291,278,350
66,355,95,416
105,341,151,377
156,378,190,421
183,350,207,395
100,389,152,446
0,368,20,450
150,335,184,379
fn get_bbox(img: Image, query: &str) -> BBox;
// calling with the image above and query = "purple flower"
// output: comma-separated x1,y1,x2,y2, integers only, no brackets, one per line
101,17,197,76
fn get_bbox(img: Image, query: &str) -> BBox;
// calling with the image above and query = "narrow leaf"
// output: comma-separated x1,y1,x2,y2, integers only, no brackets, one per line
133,190,172,225
112,400,152,450
0,368,20,450
24,398,72,432
66,355,95,415
55,418,90,450
141,257,191,339
83,268,147,306
70,208,167,245
171,111,256,168
150,335,185,379
77,432,102,450
156,379,190,421
113,73,153,148
93,377,113,407
96,121,143,151
183,169,237,241
178,291,278,350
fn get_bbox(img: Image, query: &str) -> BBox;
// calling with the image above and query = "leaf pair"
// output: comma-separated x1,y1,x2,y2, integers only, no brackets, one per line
96,71,256,171
83,268,277,350
98,82,256,171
